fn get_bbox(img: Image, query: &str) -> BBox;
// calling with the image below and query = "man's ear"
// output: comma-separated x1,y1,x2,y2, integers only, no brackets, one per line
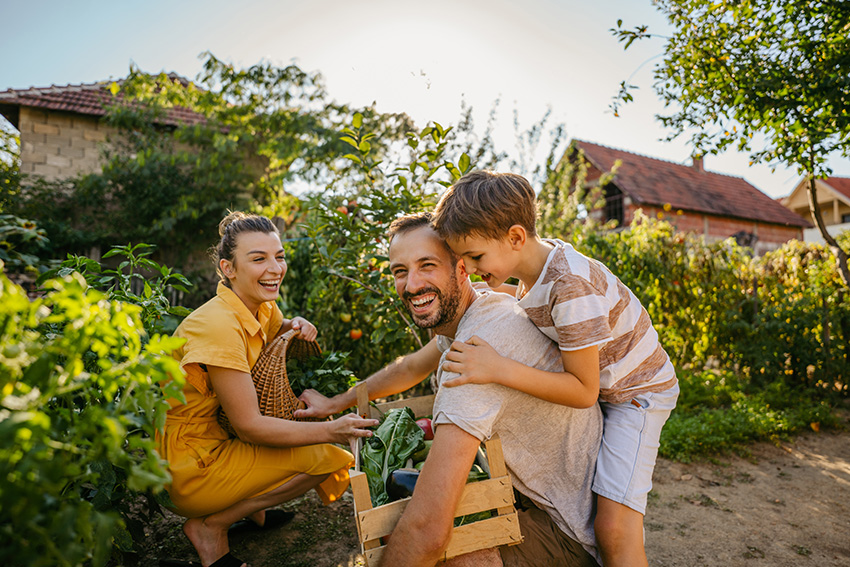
507,225,527,250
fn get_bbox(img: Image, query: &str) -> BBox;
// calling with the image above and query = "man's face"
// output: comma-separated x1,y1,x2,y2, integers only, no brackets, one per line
389,225,463,330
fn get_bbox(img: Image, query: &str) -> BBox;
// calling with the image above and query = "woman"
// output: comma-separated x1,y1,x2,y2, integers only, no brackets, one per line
157,212,377,567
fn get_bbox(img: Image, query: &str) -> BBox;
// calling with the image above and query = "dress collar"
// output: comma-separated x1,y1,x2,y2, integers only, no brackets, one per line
216,281,272,338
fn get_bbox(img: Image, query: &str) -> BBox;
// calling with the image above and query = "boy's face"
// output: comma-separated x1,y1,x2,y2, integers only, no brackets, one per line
445,233,520,290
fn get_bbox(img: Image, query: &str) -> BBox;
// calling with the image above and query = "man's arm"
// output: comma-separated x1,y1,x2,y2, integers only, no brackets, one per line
294,337,442,419
379,423,481,567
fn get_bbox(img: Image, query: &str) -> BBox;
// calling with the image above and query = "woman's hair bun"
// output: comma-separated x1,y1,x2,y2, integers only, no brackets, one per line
219,211,248,237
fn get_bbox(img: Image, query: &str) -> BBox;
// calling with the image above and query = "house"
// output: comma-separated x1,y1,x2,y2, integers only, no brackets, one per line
569,140,812,255
0,75,204,181
781,177,850,244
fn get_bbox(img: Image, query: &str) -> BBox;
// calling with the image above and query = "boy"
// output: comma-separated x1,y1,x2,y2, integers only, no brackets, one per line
431,170,679,567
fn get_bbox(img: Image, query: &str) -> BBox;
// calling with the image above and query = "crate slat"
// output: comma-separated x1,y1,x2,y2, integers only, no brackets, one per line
351,392,521,566
357,475,515,543
363,513,522,564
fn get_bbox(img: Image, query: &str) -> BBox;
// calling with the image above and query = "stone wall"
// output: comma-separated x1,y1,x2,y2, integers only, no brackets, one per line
17,107,111,180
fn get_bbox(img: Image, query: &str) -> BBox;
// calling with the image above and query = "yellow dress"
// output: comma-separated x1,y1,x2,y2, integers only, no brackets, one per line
157,282,353,518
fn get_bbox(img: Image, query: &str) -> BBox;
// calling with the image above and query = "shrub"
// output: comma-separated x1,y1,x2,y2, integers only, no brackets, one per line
0,266,185,566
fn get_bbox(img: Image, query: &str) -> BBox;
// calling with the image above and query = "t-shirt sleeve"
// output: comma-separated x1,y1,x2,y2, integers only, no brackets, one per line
549,275,613,351
176,313,251,395
433,381,502,442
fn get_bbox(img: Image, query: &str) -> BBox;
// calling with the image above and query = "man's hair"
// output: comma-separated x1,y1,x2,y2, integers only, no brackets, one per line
387,212,458,261
432,170,538,241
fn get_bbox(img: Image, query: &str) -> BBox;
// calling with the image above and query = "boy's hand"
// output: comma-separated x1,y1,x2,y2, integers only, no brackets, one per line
291,316,317,341
440,335,504,387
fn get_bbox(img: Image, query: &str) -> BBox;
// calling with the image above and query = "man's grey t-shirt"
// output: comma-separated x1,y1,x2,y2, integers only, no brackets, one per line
432,290,603,560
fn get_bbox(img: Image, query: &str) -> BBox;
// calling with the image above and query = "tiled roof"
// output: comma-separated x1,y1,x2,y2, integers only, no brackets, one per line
0,75,205,127
823,177,850,201
574,140,811,228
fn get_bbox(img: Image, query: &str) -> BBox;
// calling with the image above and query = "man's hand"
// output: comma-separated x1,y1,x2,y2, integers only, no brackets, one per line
440,335,505,388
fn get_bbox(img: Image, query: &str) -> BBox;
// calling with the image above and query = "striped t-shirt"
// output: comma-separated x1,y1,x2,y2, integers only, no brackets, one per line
516,239,677,404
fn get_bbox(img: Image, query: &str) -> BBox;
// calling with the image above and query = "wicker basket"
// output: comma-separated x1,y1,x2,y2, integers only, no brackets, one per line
217,327,321,436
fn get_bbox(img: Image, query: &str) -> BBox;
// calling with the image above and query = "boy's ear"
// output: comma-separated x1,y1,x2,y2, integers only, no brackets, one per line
507,225,527,250
456,257,469,278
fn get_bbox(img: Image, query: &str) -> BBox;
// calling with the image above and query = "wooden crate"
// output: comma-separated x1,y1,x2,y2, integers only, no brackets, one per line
349,385,522,565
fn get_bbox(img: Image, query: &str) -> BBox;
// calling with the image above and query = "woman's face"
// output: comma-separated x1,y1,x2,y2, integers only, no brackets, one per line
220,231,287,316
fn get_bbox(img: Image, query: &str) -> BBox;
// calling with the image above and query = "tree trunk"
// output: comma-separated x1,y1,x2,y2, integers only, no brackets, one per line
806,174,850,289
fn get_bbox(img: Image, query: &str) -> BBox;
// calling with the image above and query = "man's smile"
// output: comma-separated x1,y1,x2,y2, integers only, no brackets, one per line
407,292,437,313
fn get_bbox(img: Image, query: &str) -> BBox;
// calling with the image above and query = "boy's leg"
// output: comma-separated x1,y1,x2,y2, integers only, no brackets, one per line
592,384,679,567
594,496,647,567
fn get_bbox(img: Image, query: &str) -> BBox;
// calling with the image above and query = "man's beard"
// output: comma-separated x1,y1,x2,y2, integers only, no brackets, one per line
403,271,461,330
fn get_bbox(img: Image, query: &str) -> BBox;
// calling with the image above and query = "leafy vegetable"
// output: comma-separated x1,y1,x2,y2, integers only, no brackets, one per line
286,351,357,398
361,408,425,506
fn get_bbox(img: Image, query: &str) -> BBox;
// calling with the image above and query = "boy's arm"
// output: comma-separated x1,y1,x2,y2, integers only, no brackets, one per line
294,337,442,418
441,336,599,408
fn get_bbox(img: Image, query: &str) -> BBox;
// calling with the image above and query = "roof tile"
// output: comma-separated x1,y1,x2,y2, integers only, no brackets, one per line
824,177,850,201
0,77,204,127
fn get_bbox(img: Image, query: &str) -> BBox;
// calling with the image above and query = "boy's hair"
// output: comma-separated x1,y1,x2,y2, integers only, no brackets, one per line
432,170,538,241
387,212,458,260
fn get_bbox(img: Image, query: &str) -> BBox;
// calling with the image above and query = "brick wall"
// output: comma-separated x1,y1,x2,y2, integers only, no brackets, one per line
17,107,111,180
628,204,802,254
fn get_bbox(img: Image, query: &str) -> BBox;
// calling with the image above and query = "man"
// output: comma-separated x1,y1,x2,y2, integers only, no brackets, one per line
296,213,602,566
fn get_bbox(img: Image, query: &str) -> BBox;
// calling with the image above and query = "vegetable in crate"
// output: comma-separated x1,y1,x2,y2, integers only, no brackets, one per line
286,350,357,398
361,407,425,506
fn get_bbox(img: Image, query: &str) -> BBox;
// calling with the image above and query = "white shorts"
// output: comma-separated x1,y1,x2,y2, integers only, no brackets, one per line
592,383,679,515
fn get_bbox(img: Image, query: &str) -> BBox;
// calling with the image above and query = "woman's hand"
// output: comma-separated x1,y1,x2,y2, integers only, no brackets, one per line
327,413,378,445
291,316,317,341
440,335,505,388
295,389,338,420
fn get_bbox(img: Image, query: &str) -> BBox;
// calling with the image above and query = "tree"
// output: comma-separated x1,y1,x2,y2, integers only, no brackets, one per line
612,0,850,287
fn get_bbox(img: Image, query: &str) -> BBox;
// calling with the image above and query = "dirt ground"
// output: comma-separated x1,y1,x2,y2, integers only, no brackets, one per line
142,414,850,567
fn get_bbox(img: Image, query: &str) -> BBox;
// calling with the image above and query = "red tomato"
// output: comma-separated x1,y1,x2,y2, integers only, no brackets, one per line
416,418,434,440
349,328,363,340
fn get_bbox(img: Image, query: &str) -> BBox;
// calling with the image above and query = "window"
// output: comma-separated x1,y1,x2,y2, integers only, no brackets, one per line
603,184,624,227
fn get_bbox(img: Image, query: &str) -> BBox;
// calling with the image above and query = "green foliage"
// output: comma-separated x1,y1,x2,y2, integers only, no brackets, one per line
283,114,477,379
661,369,839,462
361,407,425,507
0,269,185,566
38,243,193,336
286,351,357,399
0,214,53,275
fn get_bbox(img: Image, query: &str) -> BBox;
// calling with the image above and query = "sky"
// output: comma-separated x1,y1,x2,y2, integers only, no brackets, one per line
2,0,848,199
